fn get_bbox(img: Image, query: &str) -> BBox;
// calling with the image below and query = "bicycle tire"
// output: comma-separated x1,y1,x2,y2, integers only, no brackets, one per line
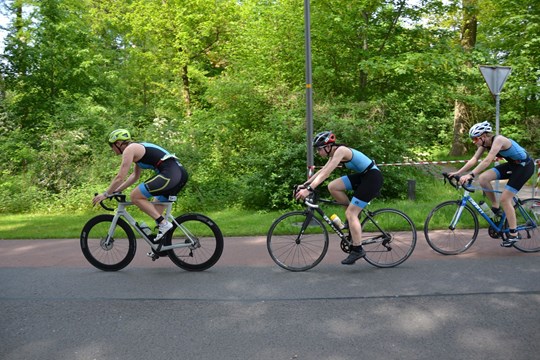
424,200,479,255
267,211,329,271
361,208,417,268
165,213,224,271
80,214,137,271
512,198,540,253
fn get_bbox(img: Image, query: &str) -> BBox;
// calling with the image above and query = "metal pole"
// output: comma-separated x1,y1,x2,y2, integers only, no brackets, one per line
494,93,500,196
304,0,314,178
495,93,500,136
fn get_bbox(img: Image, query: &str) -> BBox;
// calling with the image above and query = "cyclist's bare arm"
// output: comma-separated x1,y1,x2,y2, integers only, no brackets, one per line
449,147,484,177
308,147,350,189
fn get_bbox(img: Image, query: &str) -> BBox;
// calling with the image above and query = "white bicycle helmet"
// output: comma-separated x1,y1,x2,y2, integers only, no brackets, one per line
469,121,492,138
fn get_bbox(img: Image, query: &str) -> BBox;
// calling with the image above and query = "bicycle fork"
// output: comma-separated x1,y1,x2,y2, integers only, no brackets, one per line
449,198,469,231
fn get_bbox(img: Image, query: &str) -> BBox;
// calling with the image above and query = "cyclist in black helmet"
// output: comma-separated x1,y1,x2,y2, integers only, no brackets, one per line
92,129,188,242
295,131,383,265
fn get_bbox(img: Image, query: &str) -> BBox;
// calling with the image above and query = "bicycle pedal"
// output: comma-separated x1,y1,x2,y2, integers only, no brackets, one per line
146,252,160,261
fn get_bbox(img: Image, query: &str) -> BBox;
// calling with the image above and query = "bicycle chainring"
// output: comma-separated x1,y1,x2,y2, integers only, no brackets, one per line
340,239,351,253
488,226,500,239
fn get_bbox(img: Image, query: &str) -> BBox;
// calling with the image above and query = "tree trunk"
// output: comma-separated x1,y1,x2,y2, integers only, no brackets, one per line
450,0,478,156
182,64,192,117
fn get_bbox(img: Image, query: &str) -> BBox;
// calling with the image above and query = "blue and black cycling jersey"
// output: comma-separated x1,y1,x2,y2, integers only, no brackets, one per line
341,148,379,173
135,143,188,200
496,139,530,164
136,142,182,172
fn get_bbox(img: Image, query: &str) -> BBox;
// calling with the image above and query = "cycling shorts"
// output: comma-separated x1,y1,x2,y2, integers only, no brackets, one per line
341,169,384,208
138,161,188,201
492,159,534,194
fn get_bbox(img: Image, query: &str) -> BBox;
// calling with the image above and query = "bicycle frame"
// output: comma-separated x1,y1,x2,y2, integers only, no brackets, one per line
452,189,536,235
304,201,348,241
104,200,198,252
303,199,389,247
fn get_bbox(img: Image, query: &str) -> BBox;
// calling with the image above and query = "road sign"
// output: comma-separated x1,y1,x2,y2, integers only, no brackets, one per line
479,65,512,95
479,65,512,198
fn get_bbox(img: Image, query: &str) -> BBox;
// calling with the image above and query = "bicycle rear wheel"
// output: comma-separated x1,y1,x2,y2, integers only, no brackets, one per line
267,211,329,271
165,213,224,271
361,208,417,268
512,198,540,253
424,200,479,255
80,214,137,271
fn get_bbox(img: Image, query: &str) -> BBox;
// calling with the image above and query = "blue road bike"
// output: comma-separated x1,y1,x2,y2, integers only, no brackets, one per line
424,173,540,254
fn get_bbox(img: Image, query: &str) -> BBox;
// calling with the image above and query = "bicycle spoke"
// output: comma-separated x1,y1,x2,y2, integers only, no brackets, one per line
424,201,478,255
361,209,416,268
512,198,540,253
267,212,329,271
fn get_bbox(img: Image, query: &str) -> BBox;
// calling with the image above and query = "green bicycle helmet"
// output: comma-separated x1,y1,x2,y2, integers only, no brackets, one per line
108,129,131,144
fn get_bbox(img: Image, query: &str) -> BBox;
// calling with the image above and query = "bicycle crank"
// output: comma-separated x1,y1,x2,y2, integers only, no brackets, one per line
488,226,501,239
340,239,351,253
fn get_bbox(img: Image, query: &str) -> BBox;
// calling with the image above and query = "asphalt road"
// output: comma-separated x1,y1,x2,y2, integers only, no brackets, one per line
1,233,539,360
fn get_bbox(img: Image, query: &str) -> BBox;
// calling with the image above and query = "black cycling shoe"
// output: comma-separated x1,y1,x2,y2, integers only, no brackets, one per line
491,207,503,218
341,247,366,265
501,233,521,247
491,207,503,223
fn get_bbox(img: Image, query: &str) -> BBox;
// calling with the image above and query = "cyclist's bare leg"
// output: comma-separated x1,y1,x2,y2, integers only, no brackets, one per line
500,189,518,233
345,205,364,246
328,178,350,208
478,169,499,208
130,187,162,221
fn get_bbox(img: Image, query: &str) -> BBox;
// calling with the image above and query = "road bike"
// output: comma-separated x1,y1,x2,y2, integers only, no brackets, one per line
80,193,224,271
424,173,540,254
266,187,417,271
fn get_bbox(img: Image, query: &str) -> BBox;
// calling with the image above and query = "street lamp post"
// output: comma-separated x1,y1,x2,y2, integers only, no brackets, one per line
304,0,314,178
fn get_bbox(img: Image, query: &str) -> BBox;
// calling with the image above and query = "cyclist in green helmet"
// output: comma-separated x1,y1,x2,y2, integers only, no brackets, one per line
93,129,188,242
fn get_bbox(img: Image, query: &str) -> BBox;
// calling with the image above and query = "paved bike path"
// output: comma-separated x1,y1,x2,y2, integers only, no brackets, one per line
0,231,538,268
2,233,539,360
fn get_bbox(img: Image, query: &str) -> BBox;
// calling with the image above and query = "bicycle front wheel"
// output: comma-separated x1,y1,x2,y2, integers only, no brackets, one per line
513,198,540,253
80,214,137,271
424,200,479,255
361,208,417,268
267,211,329,271
165,213,224,271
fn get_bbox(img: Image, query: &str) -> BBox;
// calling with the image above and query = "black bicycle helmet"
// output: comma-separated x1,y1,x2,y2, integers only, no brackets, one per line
313,131,336,148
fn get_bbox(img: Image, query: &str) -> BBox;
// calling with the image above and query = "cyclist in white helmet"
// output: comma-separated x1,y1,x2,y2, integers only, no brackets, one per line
295,131,383,265
449,121,534,247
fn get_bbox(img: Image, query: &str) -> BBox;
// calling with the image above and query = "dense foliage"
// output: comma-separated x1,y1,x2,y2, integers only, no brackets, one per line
0,0,538,214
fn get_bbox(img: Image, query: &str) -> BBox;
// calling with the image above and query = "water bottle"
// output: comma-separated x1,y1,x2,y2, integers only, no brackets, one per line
330,214,345,230
139,221,152,236
479,201,495,218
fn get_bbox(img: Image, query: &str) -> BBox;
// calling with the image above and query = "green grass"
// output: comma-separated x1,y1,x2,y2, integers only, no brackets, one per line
0,200,461,239
0,209,286,239
0,176,497,239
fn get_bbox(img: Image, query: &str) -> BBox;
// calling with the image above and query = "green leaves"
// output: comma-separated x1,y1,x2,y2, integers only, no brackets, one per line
0,0,537,213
